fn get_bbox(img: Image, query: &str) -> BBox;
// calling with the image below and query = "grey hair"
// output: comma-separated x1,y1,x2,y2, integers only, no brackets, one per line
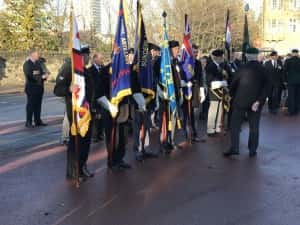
28,48,38,56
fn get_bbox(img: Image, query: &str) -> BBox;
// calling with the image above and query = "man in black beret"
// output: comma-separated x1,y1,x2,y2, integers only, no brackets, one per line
157,40,183,153
284,49,300,115
264,50,284,114
206,49,229,136
54,44,94,182
224,48,269,157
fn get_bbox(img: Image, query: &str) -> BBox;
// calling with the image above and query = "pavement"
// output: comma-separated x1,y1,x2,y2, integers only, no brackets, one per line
0,92,300,225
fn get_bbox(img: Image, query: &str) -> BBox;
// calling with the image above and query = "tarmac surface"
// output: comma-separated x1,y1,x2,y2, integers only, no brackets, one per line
0,92,300,225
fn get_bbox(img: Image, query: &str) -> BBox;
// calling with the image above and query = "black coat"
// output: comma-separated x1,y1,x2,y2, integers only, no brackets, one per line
194,59,204,87
87,64,112,112
284,56,300,85
23,59,45,93
206,61,226,101
171,58,183,103
264,60,284,88
53,58,93,123
230,60,269,110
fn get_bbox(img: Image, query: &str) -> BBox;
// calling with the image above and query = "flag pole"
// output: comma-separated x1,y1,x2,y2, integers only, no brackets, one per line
69,1,80,188
162,11,168,145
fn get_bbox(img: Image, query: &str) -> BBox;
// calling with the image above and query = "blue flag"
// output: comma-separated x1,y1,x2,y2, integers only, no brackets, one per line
111,0,132,106
159,14,177,117
134,0,155,103
181,14,194,100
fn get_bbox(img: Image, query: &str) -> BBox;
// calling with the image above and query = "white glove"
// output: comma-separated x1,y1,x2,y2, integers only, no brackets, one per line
157,85,168,100
221,81,228,87
211,81,223,90
199,87,206,104
133,93,146,111
180,80,187,87
97,96,118,118
251,101,260,112
211,81,228,90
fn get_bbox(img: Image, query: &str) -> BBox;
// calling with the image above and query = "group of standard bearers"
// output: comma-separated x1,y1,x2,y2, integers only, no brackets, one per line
23,42,300,183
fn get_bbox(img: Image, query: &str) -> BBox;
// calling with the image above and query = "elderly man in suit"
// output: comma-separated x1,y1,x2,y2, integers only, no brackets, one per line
265,51,284,114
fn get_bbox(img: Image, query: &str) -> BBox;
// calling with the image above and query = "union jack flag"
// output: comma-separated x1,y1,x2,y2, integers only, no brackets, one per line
181,14,195,100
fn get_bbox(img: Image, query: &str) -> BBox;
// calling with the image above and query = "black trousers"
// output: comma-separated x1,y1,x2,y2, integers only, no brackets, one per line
287,84,300,115
230,107,262,153
66,124,92,178
182,100,197,139
199,95,210,120
91,112,104,140
268,86,282,112
102,111,127,166
25,86,44,124
132,109,152,154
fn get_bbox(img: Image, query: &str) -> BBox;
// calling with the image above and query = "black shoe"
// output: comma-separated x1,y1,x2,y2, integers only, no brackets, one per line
223,149,240,157
35,121,47,126
249,151,257,157
119,160,132,169
108,163,125,172
143,151,158,159
135,152,145,162
82,165,94,178
25,122,34,128
192,136,201,143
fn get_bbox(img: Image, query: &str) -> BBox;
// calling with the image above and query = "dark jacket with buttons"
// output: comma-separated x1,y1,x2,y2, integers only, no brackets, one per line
265,60,284,88
23,59,45,93
53,58,93,123
230,60,269,110
284,56,300,85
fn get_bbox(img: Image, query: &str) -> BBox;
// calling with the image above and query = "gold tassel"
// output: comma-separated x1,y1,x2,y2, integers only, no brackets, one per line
177,119,182,129
71,122,77,136
168,120,172,131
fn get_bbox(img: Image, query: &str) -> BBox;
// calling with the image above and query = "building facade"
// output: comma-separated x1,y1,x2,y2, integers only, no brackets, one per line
74,0,103,35
90,0,103,35
262,0,300,54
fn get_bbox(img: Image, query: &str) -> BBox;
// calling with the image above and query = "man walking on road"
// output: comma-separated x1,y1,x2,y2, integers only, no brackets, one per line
224,48,269,157
284,49,300,116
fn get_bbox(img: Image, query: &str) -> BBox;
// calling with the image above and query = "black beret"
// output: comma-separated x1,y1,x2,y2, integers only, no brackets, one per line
270,51,278,56
292,49,299,53
148,43,160,51
128,48,135,54
192,44,199,49
246,47,259,54
211,49,224,57
169,40,180,48
39,57,46,63
81,44,90,54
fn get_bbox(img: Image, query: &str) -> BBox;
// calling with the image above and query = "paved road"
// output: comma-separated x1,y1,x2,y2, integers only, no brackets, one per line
0,93,300,225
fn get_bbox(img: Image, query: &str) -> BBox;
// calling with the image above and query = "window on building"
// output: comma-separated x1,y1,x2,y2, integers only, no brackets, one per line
278,20,284,33
289,18,297,32
272,0,282,9
290,0,300,9
272,0,277,9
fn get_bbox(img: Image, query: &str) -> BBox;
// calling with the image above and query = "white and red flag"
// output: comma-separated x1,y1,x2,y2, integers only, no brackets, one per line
69,4,91,137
